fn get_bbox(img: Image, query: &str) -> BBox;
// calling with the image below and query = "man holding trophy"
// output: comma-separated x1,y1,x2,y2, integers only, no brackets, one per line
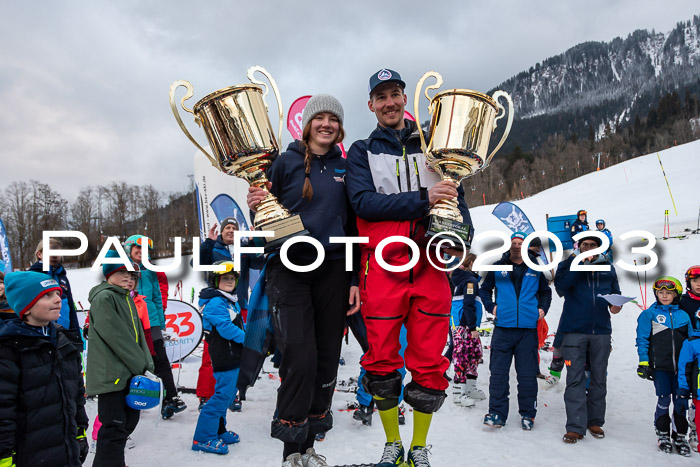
345,69,473,467
346,68,512,466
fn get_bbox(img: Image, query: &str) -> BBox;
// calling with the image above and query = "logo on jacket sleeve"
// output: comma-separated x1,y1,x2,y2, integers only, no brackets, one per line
467,283,474,295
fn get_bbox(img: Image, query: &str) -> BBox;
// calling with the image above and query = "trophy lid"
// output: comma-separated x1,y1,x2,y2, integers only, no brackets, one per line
433,89,497,109
194,84,264,112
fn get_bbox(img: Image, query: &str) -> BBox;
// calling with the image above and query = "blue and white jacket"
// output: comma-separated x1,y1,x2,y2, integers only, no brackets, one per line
636,302,689,372
199,287,245,372
478,251,552,329
678,329,700,398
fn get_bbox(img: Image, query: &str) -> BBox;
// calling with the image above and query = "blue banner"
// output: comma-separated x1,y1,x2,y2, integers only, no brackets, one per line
491,202,535,234
0,218,12,273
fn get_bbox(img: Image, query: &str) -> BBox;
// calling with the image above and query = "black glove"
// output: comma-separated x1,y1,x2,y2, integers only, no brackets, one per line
637,362,653,380
677,387,691,399
77,428,89,464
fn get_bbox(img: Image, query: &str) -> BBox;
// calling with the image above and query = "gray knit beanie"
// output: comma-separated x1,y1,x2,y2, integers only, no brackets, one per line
301,94,344,130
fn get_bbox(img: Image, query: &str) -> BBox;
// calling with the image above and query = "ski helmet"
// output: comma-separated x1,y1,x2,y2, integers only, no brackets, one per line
685,265,700,291
577,210,587,218
207,260,239,289
123,235,153,256
595,219,605,228
652,276,683,305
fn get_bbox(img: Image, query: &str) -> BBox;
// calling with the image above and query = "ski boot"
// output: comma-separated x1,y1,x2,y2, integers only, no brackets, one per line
229,394,242,412
282,453,303,467
161,396,187,419
352,403,373,426
314,431,326,442
464,379,486,401
656,429,672,453
406,445,432,467
398,404,406,425
543,373,560,389
191,438,228,455
452,383,476,408
301,447,328,466
521,417,534,431
673,433,691,457
198,397,209,412
219,431,240,445
376,440,404,467
483,413,505,428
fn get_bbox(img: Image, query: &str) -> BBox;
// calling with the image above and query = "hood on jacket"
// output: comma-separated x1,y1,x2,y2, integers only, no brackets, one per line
198,287,237,306
88,281,128,303
368,119,419,147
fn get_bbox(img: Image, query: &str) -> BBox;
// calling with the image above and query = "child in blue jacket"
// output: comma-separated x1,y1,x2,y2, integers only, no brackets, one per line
192,261,245,455
636,276,691,456
678,328,700,453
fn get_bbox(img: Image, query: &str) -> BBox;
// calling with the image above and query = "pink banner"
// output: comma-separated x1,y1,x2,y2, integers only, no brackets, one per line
287,95,311,140
404,110,415,121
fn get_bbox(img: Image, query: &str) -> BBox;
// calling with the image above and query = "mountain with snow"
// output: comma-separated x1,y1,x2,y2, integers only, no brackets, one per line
494,14,700,150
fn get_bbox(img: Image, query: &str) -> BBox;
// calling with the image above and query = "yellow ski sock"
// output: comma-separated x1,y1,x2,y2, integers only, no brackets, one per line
375,396,401,444
410,410,433,449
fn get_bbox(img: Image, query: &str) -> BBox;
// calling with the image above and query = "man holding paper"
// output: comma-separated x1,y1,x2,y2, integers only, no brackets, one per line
554,234,622,444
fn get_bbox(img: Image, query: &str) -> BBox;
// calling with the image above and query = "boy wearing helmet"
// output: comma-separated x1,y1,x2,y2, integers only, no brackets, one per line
595,220,613,261
636,276,691,456
680,266,700,331
192,260,244,455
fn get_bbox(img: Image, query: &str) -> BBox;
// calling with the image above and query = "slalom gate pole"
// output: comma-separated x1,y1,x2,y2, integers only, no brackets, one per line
634,260,645,308
657,153,678,215
644,257,648,307
483,193,486,206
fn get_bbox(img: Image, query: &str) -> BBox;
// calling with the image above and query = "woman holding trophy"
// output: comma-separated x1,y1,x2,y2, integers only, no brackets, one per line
247,94,361,467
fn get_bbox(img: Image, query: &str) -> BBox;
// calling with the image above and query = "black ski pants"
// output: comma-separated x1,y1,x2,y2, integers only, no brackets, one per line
152,332,177,400
93,388,140,467
268,256,349,426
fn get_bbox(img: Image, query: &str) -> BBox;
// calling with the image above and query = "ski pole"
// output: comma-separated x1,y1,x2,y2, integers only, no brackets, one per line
657,153,678,215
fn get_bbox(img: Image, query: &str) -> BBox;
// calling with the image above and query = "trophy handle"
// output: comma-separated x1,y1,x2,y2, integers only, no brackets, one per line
247,66,283,149
486,90,514,166
169,80,218,168
413,71,443,154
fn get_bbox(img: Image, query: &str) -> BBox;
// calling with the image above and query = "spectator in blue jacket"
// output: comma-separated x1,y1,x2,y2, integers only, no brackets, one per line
479,232,552,430
595,219,614,261
678,328,700,453
637,276,691,456
554,234,622,444
124,234,186,419
29,239,80,335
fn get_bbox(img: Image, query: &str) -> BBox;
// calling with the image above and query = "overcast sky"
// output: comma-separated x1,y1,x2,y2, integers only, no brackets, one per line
2,1,698,200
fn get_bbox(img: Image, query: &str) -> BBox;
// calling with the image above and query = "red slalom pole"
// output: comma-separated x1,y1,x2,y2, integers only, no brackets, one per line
483,193,486,206
634,260,645,308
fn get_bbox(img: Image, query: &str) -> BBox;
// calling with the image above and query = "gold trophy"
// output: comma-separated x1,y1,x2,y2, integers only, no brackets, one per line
169,66,307,249
415,71,514,249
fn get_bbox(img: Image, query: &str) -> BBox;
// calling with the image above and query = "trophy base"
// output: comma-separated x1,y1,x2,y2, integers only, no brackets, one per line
425,215,472,251
256,214,310,252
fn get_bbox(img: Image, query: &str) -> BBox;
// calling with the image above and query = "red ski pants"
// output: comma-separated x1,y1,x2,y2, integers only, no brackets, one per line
359,248,451,391
196,341,216,399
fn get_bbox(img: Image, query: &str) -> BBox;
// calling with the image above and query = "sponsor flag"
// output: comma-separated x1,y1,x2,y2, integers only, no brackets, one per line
0,218,12,273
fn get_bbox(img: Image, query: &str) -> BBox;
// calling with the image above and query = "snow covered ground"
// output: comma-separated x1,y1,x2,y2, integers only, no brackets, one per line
67,140,700,466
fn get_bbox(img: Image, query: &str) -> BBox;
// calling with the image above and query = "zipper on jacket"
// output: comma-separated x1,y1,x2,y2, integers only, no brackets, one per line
125,294,139,343
364,253,371,289
413,157,422,188
402,146,412,190
671,311,677,370
590,273,596,334
395,160,402,192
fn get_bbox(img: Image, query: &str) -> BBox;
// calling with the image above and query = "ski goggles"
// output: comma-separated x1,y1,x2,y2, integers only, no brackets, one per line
653,279,682,293
134,237,154,249
578,211,587,216
686,266,700,281
212,261,238,276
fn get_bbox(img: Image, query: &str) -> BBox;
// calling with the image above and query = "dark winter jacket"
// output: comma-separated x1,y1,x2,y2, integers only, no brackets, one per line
199,287,245,372
678,331,700,398
267,141,357,265
199,235,263,309
554,253,621,335
28,261,79,333
0,299,13,322
636,302,690,372
680,292,700,331
452,269,480,330
346,120,472,267
479,251,552,329
86,282,154,395
0,320,88,467
570,219,588,235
